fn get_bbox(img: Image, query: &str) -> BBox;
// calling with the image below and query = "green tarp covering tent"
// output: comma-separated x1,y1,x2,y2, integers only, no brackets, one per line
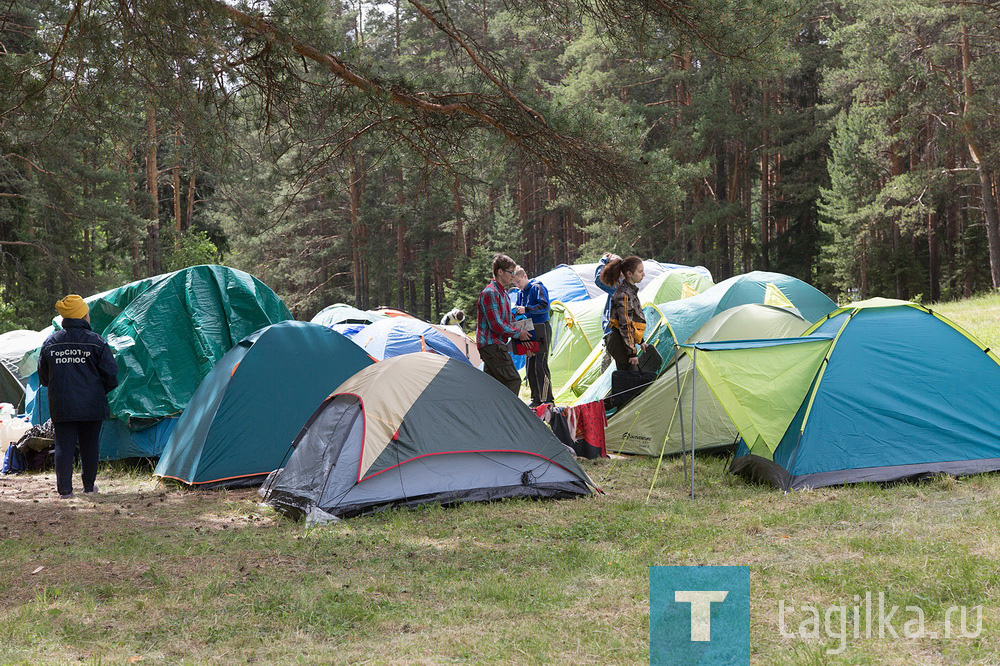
94,265,294,428
690,299,1000,490
154,321,375,488
606,304,809,456
23,265,293,459
264,353,596,523
573,271,836,405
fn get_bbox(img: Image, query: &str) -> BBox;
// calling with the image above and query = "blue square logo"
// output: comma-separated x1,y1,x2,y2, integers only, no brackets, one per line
650,566,750,665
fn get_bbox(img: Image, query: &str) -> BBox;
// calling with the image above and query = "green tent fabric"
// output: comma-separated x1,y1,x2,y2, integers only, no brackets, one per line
573,271,836,406
553,270,714,402
546,298,606,392
0,361,24,412
638,269,714,306
97,265,293,426
682,336,834,457
154,321,374,488
606,304,810,456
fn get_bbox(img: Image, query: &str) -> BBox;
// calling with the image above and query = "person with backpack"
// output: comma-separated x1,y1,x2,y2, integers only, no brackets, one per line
38,295,119,499
513,266,554,407
600,256,648,370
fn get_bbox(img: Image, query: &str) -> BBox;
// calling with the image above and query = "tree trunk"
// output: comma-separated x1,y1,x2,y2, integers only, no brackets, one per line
348,150,367,308
185,171,196,231
760,80,771,271
145,103,161,276
959,19,1000,288
126,155,142,280
173,129,182,243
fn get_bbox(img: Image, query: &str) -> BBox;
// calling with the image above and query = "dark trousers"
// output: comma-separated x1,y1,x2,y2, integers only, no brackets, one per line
54,420,103,495
479,343,522,395
526,321,554,404
606,328,635,371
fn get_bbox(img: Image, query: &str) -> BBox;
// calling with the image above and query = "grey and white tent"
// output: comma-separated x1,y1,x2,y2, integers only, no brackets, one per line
264,353,596,522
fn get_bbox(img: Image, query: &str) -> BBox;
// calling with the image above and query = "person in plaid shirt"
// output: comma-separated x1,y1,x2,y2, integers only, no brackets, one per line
477,254,530,394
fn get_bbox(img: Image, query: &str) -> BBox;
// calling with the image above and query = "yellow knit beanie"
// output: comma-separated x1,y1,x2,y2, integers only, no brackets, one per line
55,294,89,319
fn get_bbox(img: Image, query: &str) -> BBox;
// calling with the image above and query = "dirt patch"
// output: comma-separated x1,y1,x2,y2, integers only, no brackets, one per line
1,471,288,605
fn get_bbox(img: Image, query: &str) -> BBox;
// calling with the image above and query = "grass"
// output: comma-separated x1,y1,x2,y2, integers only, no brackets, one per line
1,293,999,664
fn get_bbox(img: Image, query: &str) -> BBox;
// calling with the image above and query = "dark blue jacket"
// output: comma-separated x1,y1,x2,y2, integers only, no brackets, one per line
515,279,551,324
38,318,119,423
595,257,617,335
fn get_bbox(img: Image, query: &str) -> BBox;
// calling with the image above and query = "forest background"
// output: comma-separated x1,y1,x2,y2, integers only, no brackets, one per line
3,0,1000,330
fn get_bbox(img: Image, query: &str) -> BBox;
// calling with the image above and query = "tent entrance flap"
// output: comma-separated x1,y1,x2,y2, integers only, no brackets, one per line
681,336,834,456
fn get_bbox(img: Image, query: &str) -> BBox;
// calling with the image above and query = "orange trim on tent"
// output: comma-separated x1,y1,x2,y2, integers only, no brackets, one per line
155,471,269,486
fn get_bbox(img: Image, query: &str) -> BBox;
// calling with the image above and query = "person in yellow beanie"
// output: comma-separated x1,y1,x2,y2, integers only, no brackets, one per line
39,294,119,498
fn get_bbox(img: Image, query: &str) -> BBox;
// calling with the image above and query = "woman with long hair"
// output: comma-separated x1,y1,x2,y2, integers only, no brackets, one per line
600,256,647,370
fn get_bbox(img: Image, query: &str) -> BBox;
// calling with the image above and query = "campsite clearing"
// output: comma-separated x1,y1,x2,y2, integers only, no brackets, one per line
2,454,998,664
1,295,998,664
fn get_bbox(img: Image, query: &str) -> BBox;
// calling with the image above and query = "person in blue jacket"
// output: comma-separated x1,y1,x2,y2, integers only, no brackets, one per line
38,295,119,499
513,267,554,407
595,252,621,372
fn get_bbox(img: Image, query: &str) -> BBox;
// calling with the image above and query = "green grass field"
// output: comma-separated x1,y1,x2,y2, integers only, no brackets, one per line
2,293,998,664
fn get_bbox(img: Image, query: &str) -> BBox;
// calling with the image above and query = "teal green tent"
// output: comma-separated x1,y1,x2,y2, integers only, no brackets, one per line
688,299,1000,489
154,321,374,487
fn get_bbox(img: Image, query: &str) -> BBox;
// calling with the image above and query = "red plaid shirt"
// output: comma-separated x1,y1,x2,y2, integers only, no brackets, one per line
476,279,518,347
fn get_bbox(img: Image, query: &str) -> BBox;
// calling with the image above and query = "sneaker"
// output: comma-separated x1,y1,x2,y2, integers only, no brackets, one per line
83,485,99,495
58,492,74,499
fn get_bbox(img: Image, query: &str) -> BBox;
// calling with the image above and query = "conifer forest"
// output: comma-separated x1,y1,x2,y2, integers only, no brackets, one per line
3,0,1000,327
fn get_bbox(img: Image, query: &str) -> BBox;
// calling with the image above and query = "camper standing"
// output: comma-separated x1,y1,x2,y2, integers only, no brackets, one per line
513,267,554,406
595,252,622,372
38,295,119,499
601,256,648,370
477,254,530,394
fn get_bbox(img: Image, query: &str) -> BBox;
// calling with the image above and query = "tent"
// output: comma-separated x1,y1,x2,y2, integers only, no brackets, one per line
311,303,386,328
553,267,715,401
573,271,836,405
687,299,1000,490
0,361,24,412
514,260,714,306
545,298,607,392
431,323,482,367
24,265,293,459
263,353,596,522
637,269,714,306
352,317,472,364
605,304,809,456
154,321,375,488
0,329,49,381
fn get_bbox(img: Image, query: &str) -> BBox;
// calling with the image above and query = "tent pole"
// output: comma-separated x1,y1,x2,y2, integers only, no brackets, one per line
691,347,696,500
674,345,688,482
